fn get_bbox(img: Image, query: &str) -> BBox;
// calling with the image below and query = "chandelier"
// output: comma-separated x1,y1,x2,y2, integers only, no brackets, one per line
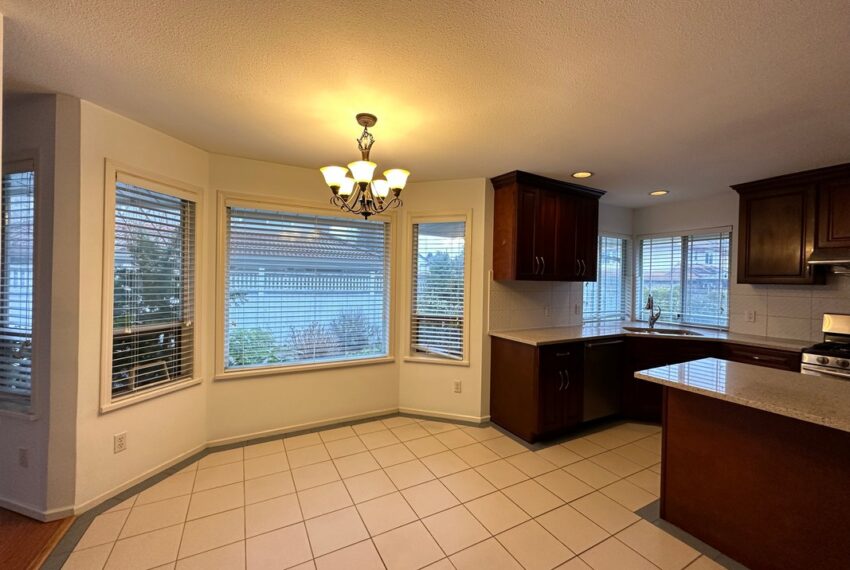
320,113,410,219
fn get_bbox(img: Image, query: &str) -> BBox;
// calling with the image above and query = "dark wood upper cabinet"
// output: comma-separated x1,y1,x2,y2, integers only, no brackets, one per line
816,174,850,255
492,171,605,281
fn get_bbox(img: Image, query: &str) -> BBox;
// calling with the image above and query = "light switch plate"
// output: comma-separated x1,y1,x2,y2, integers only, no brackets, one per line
745,310,756,323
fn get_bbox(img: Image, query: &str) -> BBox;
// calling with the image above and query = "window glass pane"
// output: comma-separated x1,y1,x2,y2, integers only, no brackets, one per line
0,168,35,407
411,221,466,360
225,207,390,370
583,235,630,322
112,182,195,397
638,236,683,322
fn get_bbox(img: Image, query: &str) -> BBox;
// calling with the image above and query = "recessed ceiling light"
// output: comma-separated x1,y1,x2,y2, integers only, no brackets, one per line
571,171,593,179
649,190,669,197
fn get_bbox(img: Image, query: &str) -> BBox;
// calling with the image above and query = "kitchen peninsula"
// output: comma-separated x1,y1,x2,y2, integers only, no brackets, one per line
636,358,850,570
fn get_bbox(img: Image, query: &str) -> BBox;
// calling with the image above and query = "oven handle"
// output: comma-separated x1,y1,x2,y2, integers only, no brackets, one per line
801,364,850,380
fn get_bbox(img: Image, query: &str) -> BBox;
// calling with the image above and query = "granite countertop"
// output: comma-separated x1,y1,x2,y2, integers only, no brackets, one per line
635,357,850,433
488,322,811,352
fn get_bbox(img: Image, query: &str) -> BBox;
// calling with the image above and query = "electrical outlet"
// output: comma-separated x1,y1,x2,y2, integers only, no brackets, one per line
745,310,756,323
17,448,28,468
114,432,127,454
453,380,462,394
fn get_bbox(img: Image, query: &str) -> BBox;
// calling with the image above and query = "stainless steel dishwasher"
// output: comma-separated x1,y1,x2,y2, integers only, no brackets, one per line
583,339,624,421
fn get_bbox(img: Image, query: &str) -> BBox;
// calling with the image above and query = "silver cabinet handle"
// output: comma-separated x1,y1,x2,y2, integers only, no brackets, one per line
564,369,570,389
555,351,571,357
575,259,580,276
533,256,539,275
541,256,546,274
586,339,624,348
580,259,587,276
558,370,564,391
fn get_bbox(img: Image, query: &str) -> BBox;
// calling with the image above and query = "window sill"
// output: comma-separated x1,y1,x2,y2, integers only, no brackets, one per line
403,356,470,367
215,355,396,381
100,376,203,414
0,404,37,421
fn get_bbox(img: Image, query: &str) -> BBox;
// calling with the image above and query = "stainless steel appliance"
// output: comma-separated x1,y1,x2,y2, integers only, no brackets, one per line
801,313,850,381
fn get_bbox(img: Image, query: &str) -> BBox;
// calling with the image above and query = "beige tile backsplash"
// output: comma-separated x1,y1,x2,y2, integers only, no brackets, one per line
488,279,584,331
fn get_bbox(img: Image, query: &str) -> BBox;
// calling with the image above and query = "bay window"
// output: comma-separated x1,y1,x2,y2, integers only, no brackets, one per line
583,235,631,322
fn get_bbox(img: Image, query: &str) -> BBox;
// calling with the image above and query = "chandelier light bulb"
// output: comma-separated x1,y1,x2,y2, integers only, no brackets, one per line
319,166,348,189
339,177,356,196
371,179,390,198
348,161,377,184
384,169,410,191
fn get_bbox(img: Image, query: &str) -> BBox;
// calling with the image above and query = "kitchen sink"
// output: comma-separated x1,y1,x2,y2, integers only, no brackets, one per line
622,326,703,336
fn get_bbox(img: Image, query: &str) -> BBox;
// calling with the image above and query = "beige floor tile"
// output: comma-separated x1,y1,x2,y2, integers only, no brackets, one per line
556,557,592,569
382,416,417,429
579,537,656,570
564,460,621,489
421,420,459,434
537,504,609,554
423,559,455,569
391,423,430,441
285,432,322,451
497,520,573,570
476,459,528,489
246,523,312,570
613,442,661,468
356,492,417,535
401,479,460,518
352,419,388,435
460,425,503,442
290,562,316,570
560,437,607,458
421,450,469,477
198,448,244,470
174,461,199,475
179,507,244,558
450,538,522,570
373,521,444,570
325,436,367,459
75,509,131,550
501,479,564,517
536,445,584,467
245,493,302,537
650,462,662,474
193,462,244,492
619,423,661,436
244,452,289,480
136,472,196,505
305,506,369,557
633,434,662,455
104,495,137,514
292,461,340,491
506,451,558,477
244,470,295,505
187,482,245,520
315,539,385,569
571,492,639,533
63,543,112,570
343,469,397,503
243,439,284,460
176,541,245,570
601,479,656,511
617,520,700,570
422,505,490,555
360,430,401,450
589,451,643,477
333,451,381,478
435,429,476,449
287,444,331,469
536,470,594,502
453,442,501,467
404,436,449,458
482,436,528,458
120,495,190,539
627,468,661,496
583,430,635,450
384,459,435,489
441,469,496,502
319,425,357,442
465,491,529,534
105,524,183,570
371,443,415,467
298,480,353,519
685,555,725,569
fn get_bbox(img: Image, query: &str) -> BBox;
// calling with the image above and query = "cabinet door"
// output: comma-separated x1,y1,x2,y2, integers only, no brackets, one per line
515,187,540,279
817,177,850,251
539,345,582,434
556,195,580,280
536,190,559,278
575,196,599,281
737,184,819,284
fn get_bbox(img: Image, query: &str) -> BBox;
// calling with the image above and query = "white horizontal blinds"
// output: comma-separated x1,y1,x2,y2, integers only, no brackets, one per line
225,207,390,370
583,235,630,322
682,232,730,328
638,231,731,328
112,180,195,398
411,221,466,360
0,165,36,406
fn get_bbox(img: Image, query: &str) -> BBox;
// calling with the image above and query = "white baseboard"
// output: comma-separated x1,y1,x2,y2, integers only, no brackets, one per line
398,406,488,424
0,496,74,522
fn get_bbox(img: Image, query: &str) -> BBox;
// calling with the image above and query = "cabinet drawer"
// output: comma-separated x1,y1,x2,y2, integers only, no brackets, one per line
721,344,800,371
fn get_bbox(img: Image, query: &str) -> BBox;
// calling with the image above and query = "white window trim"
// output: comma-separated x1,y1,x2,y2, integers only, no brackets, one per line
403,211,472,367
99,160,204,413
583,231,632,324
214,191,398,381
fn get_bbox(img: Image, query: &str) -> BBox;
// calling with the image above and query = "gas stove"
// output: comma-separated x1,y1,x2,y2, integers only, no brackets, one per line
801,314,850,380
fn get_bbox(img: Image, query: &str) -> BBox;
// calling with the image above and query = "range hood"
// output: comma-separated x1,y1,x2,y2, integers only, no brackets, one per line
808,249,850,271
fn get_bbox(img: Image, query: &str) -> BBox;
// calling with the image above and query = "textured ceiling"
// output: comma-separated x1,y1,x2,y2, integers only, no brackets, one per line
2,0,850,206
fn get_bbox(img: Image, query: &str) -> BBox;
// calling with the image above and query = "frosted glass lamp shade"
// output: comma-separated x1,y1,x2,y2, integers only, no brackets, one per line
348,161,377,183
371,179,390,198
320,166,348,188
384,169,410,190
339,177,356,196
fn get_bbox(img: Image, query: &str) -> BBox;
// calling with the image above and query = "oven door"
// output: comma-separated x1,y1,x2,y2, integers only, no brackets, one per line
800,363,850,381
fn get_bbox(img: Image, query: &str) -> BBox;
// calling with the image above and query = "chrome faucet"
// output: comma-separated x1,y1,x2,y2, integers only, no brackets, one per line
645,294,662,328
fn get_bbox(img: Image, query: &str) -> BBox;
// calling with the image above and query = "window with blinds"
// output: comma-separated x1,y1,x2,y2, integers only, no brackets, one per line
583,235,630,322
224,206,391,370
0,164,36,407
111,180,196,398
410,221,466,360
637,230,731,328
